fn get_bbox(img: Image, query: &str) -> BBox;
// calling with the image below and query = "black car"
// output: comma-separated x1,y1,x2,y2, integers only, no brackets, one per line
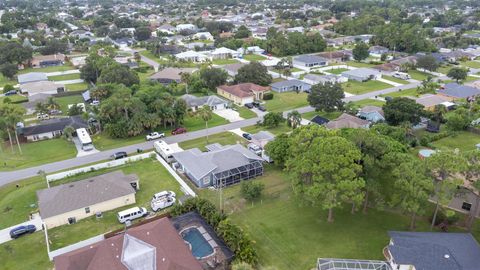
10,225,36,239
4,90,17,96
258,105,267,112
111,151,128,160
242,133,252,140
244,103,254,109
252,101,261,107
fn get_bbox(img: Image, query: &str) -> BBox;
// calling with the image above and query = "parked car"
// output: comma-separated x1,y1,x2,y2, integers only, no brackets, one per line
111,151,127,160
146,132,165,141
49,109,62,115
36,113,50,120
10,225,36,239
91,100,100,106
117,207,148,223
392,72,411,80
171,127,187,135
242,133,252,140
252,101,261,107
4,90,17,96
151,196,175,212
244,103,254,109
152,190,176,200
258,105,267,112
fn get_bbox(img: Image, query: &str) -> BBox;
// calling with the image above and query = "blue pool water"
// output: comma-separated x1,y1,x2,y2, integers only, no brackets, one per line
182,228,214,258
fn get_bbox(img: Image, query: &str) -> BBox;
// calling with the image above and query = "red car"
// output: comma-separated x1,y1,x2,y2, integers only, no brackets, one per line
171,127,187,135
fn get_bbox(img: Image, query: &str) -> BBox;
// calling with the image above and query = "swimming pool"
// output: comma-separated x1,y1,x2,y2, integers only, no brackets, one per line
182,227,214,259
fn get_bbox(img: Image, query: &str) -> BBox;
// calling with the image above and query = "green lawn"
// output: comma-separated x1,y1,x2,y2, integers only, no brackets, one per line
243,123,293,136
55,95,85,114
0,231,51,269
234,105,258,119
382,75,408,85
243,54,266,61
265,92,309,112
179,132,244,151
18,65,76,74
212,58,240,65
380,88,418,98
93,113,229,151
301,110,342,121
341,80,391,95
66,82,89,92
352,99,386,107
408,70,430,81
461,61,480,69
431,131,480,152
139,50,163,64
0,139,77,172
345,61,377,68
327,68,349,75
0,94,28,104
200,166,435,270
47,73,81,81
0,74,16,87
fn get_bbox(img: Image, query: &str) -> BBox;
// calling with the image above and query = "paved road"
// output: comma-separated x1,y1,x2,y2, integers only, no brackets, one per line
122,47,160,71
0,117,261,186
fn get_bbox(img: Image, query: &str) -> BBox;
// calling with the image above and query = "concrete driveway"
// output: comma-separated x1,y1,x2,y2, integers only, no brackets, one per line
0,213,43,244
73,137,100,157
214,109,244,122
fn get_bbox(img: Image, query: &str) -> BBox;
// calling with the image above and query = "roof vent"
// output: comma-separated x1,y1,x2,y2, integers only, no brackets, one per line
69,184,74,188
444,254,450,259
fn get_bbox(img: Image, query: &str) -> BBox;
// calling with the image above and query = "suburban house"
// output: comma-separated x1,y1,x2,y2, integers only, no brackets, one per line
326,113,370,129
208,47,240,60
415,94,455,111
172,144,264,188
303,74,348,85
149,67,197,84
180,94,229,111
309,115,330,126
293,55,329,67
358,106,385,123
316,51,352,63
270,79,312,93
175,50,207,62
157,23,176,34
19,81,65,96
250,131,275,149
385,231,480,270
341,68,381,82
237,46,265,55
21,115,89,141
17,72,48,84
221,62,247,77
368,45,389,57
192,31,214,41
217,83,270,105
175,23,197,32
37,171,139,228
54,216,203,270
437,83,480,101
30,53,65,68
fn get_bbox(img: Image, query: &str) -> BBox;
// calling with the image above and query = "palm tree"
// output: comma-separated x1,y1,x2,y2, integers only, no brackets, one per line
46,97,60,111
35,102,48,114
196,105,213,143
1,104,26,154
287,110,302,129
63,125,75,141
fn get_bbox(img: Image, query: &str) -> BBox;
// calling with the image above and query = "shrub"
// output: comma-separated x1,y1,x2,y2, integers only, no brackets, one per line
263,92,274,100
3,84,14,93
241,181,265,201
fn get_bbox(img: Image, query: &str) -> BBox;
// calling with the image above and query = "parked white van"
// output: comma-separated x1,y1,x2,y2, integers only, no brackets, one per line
117,207,148,223
152,190,176,201
392,72,411,80
151,196,175,212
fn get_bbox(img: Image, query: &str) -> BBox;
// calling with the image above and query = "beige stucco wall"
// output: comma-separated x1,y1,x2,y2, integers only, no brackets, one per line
216,88,253,105
43,193,136,229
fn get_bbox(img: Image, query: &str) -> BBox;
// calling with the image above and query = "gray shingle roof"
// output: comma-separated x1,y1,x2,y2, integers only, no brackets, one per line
17,72,48,84
37,171,138,218
172,144,263,180
21,116,88,136
180,94,228,108
388,231,480,270
341,68,380,78
294,54,328,64
270,79,310,88
438,83,480,99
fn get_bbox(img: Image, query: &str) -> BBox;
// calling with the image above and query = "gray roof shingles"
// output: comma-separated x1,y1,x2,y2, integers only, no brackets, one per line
21,116,88,136
388,231,480,270
37,171,138,218
438,83,480,99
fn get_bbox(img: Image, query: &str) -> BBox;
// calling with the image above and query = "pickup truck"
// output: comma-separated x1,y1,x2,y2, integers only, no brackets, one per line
146,132,165,141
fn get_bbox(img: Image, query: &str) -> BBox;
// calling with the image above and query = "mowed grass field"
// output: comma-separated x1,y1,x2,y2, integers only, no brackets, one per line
0,139,77,172
265,92,309,112
341,80,391,95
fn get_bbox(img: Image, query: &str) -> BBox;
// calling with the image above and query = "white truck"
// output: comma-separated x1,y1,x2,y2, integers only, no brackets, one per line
392,72,411,80
146,132,165,141
151,196,175,212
